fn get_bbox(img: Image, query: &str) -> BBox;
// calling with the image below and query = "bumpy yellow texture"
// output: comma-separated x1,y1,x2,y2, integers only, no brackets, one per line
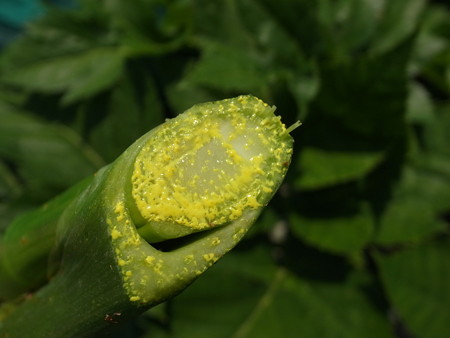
131,95,292,230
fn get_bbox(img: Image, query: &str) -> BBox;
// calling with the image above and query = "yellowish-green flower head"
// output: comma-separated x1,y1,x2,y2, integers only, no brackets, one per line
130,95,294,241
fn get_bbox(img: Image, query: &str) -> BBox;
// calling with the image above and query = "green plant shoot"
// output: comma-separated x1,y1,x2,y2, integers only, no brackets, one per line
0,95,295,337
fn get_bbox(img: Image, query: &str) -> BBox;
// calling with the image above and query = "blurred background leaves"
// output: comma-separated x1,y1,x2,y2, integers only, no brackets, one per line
0,0,449,337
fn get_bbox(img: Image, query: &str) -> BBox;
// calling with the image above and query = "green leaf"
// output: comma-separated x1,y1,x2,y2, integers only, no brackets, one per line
412,5,450,72
375,103,450,246
152,248,393,338
254,0,323,58
167,82,217,116
0,100,103,200
423,103,450,157
0,161,20,202
192,0,270,48
375,240,450,338
105,0,190,56
325,0,380,52
288,178,375,255
406,83,434,124
185,42,267,94
374,166,449,245
2,47,124,105
296,148,385,190
0,161,24,233
290,205,374,255
370,0,426,55
309,40,411,141
84,70,165,162
285,59,320,116
0,6,113,72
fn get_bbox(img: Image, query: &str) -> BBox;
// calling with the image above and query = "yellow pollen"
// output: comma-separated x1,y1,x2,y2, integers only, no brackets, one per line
111,228,122,239
130,96,292,231
145,256,155,264
203,253,218,263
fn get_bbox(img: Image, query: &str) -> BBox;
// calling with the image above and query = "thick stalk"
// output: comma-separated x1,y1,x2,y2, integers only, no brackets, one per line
0,95,295,337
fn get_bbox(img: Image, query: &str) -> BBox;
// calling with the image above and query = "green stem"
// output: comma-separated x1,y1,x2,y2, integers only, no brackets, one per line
0,178,91,299
0,95,295,337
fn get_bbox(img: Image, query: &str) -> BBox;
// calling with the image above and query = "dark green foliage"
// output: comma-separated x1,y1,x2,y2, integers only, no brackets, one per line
0,0,449,337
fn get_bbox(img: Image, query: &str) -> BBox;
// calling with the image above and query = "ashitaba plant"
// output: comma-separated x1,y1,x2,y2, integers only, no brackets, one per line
0,1,449,338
